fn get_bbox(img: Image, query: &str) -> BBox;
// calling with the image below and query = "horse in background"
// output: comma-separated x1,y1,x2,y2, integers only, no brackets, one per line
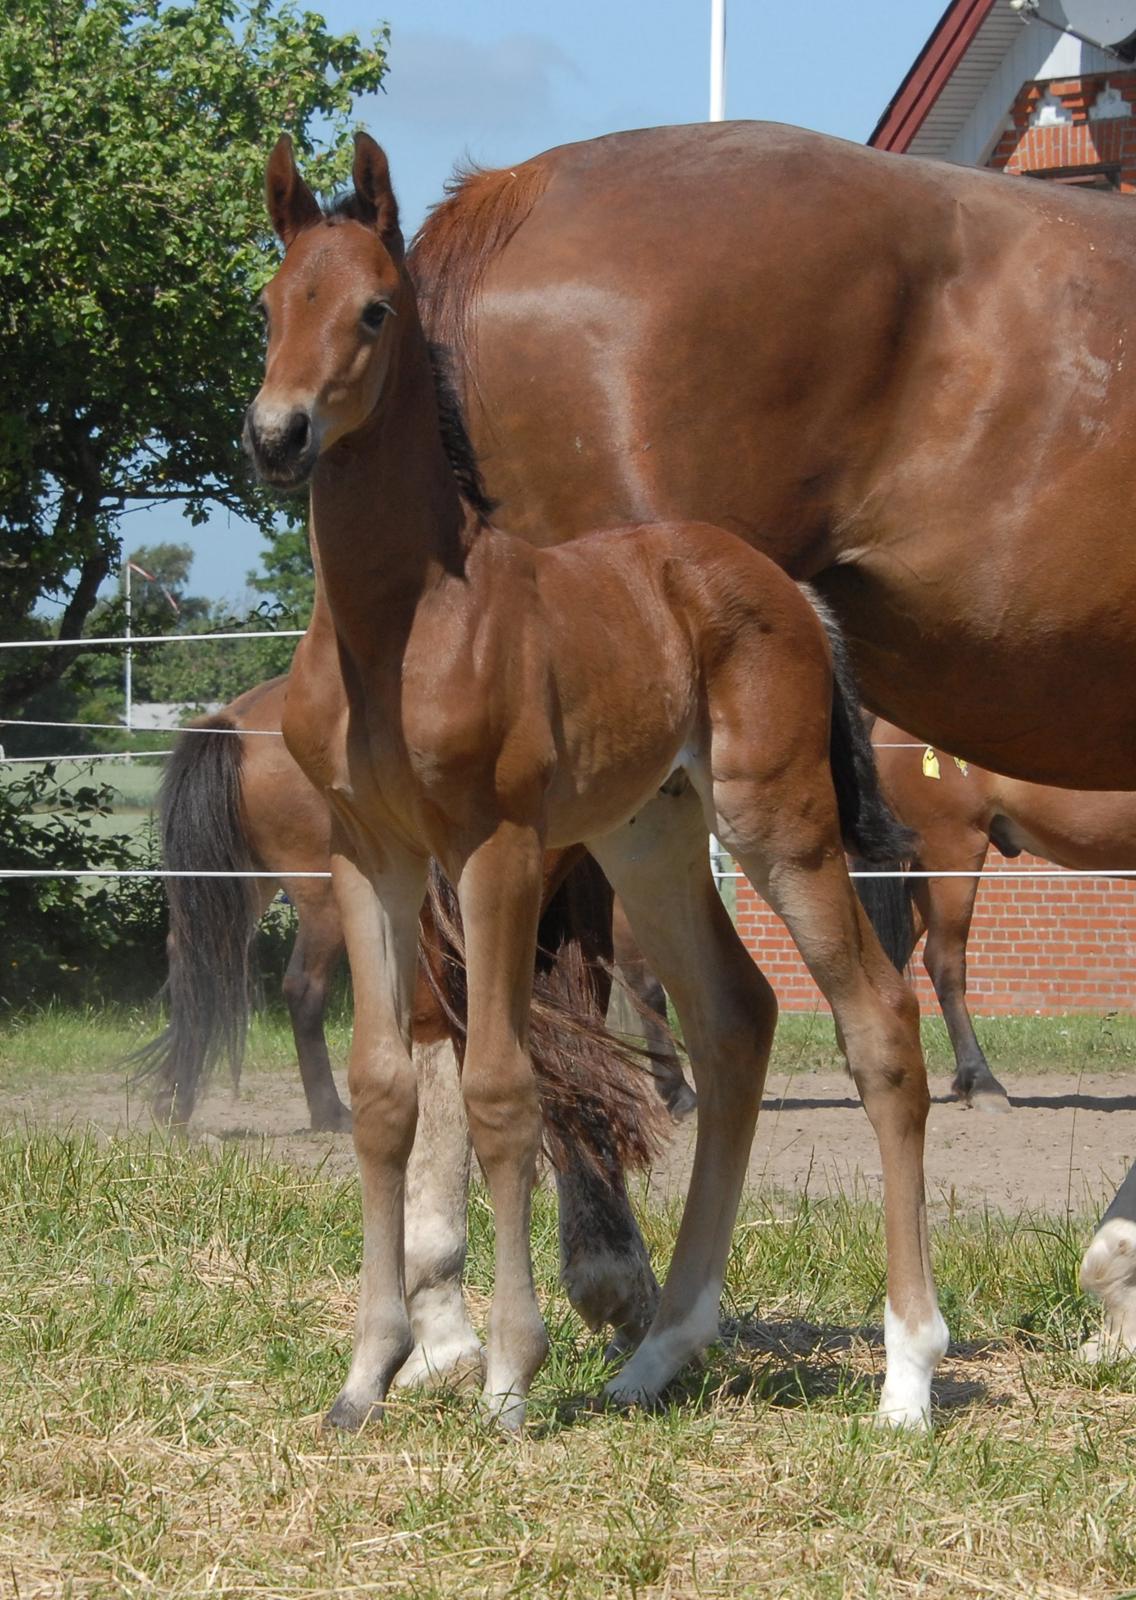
244,133,938,1431
873,719,1136,1111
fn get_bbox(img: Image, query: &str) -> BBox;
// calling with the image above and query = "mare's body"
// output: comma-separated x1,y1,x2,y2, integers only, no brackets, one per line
244,135,943,1430
874,721,1136,1109
411,122,1136,787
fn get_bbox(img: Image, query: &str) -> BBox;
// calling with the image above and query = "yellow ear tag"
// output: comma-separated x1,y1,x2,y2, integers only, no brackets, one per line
922,747,941,780
953,756,969,777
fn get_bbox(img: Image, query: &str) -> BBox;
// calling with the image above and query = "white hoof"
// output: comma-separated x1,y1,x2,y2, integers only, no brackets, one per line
1079,1219,1136,1362
481,1389,527,1432
875,1393,933,1431
391,1337,484,1391
603,1289,721,1408
878,1301,948,1431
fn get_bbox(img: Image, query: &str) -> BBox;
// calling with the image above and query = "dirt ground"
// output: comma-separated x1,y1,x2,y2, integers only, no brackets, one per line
4,1060,1132,1220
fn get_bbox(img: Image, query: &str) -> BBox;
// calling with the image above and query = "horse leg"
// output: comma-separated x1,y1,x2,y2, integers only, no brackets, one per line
392,1033,484,1389
324,845,427,1431
281,887,351,1132
537,857,661,1351
456,822,550,1429
588,779,778,1405
721,746,946,1426
913,844,1009,1111
613,897,697,1120
1079,1158,1136,1361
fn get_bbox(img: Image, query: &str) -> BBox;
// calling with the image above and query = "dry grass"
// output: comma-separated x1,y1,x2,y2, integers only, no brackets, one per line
1,1129,1135,1598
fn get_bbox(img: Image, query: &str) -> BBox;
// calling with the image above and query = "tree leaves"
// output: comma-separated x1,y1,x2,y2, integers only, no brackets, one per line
0,0,387,703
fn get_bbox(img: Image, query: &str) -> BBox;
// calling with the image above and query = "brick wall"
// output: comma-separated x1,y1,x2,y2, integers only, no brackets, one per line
988,72,1136,188
732,865,1136,1015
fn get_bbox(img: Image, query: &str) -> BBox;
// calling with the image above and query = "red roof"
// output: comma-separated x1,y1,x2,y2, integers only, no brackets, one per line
869,0,997,151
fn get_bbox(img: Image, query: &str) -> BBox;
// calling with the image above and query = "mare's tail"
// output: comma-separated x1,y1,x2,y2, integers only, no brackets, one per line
423,860,664,1180
128,719,261,1122
804,589,918,973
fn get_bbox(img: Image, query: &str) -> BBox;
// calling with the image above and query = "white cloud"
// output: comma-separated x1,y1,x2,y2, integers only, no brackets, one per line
378,28,583,136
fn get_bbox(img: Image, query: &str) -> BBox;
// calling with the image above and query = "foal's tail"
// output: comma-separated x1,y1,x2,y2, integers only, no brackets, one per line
128,720,261,1122
804,589,918,972
423,862,665,1180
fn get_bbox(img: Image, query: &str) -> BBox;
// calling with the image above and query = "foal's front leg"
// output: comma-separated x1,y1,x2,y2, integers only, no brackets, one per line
325,845,427,1430
456,822,550,1429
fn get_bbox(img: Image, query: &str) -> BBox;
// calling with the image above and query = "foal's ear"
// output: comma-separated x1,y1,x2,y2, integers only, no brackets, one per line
352,132,403,260
266,134,321,247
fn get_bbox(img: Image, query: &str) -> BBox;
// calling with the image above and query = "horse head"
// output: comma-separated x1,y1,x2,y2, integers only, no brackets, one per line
244,133,406,491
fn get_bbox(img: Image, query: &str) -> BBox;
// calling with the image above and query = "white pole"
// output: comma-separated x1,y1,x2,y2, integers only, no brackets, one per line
710,0,727,121
124,561,133,733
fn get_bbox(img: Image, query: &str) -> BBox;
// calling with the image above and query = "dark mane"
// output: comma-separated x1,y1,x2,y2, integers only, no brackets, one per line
427,343,496,522
313,195,496,523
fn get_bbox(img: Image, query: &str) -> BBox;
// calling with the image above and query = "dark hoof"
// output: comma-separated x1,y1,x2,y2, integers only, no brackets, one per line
665,1080,698,1122
309,1102,353,1133
322,1391,382,1433
951,1073,1011,1113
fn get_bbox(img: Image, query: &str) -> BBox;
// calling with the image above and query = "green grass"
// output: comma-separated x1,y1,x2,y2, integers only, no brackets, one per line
3,1004,1134,1095
1,1131,1134,1597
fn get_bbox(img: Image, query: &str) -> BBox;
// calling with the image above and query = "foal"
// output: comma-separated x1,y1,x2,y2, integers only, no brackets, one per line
244,133,946,1429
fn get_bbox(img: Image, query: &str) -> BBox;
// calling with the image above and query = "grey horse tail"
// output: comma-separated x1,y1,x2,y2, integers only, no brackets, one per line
804,586,918,973
127,719,260,1122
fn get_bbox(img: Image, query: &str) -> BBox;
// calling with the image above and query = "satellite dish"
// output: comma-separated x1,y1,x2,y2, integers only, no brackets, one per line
1061,0,1136,55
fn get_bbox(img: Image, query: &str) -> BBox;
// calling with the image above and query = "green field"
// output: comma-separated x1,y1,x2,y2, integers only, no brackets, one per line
1,1014,1135,1598
4,1004,1136,1089
1,1129,1133,1599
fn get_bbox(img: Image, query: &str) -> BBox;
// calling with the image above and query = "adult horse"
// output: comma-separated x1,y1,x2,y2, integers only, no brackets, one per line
405,119,1136,1363
409,122,1136,788
874,721,1136,1110
244,133,940,1430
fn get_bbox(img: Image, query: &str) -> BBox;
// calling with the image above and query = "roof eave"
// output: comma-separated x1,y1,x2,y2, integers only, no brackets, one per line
870,0,998,151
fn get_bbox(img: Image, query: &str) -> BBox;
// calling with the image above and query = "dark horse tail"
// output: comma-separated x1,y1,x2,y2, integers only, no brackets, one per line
423,858,665,1180
129,719,261,1123
805,589,918,972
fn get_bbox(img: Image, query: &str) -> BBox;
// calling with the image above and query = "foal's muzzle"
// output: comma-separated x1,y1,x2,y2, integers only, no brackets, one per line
243,402,318,492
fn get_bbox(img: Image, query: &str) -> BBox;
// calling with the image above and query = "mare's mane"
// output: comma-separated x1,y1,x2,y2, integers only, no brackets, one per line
407,160,554,377
309,195,498,523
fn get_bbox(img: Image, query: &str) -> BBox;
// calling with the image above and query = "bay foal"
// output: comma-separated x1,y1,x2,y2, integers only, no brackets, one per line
244,134,945,1429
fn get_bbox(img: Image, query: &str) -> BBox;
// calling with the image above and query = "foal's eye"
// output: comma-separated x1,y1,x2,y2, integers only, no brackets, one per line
361,300,392,332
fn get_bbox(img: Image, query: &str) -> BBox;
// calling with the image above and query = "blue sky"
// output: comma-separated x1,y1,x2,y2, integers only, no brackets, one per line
141,0,946,604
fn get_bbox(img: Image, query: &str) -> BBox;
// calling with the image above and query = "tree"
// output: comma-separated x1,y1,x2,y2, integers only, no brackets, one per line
0,0,387,712
123,542,210,629
247,519,315,629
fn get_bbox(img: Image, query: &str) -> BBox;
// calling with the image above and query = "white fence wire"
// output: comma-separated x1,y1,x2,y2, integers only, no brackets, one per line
3,626,1136,883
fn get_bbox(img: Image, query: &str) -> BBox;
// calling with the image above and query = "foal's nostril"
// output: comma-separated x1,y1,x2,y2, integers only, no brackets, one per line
283,410,311,456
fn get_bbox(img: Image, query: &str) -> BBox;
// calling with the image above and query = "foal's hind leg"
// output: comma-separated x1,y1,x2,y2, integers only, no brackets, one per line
589,780,778,1405
716,775,946,1426
613,897,697,1120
